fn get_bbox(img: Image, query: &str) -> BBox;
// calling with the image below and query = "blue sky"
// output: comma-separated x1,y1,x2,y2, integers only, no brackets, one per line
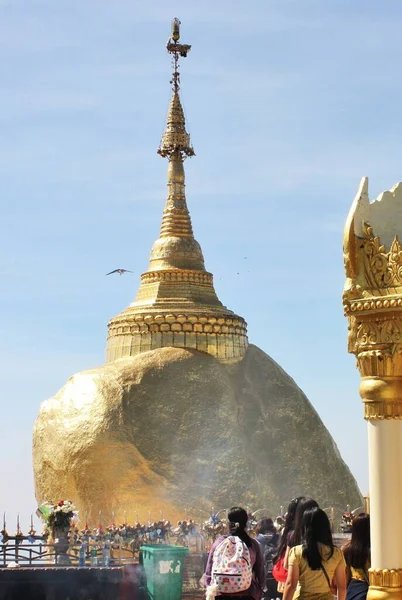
2,0,402,528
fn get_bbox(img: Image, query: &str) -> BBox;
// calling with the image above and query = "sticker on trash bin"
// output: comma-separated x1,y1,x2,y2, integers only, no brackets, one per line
159,560,181,574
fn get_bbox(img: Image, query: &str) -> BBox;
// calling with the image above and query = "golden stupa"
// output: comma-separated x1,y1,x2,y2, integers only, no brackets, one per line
33,20,361,524
106,21,247,364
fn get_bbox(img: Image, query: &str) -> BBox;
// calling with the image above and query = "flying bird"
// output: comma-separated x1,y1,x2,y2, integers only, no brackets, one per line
105,269,133,276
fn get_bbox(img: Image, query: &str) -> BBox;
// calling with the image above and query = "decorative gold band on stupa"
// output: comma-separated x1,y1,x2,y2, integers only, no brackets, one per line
106,19,248,363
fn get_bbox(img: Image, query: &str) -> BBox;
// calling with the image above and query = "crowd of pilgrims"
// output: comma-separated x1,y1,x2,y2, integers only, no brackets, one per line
204,497,370,600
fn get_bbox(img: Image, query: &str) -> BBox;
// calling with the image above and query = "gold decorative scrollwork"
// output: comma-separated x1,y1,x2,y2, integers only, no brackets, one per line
363,222,402,290
343,216,402,419
356,320,402,347
357,322,380,346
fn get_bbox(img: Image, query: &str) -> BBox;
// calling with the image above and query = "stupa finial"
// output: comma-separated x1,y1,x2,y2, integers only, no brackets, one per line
157,18,194,159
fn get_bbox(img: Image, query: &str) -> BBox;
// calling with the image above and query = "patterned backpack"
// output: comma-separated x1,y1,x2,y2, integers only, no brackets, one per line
206,536,253,600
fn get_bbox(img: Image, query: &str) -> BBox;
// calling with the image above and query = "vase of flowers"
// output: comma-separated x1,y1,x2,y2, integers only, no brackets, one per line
38,500,77,565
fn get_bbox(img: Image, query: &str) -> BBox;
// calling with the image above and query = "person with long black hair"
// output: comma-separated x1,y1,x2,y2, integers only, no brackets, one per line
277,498,319,589
205,506,265,600
273,497,305,595
343,513,370,600
274,497,305,571
282,507,346,600
289,498,320,548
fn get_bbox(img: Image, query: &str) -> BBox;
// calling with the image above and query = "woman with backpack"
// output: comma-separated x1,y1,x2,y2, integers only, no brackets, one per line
342,513,370,600
256,518,280,600
205,506,265,600
282,507,346,600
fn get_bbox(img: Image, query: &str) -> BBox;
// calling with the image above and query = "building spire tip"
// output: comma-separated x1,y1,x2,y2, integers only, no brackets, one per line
158,20,194,159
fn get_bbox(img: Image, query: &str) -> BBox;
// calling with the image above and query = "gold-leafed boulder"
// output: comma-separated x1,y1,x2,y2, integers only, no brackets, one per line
34,345,361,523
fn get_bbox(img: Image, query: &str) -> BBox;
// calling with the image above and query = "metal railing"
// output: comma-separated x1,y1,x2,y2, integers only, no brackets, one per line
0,503,360,567
0,535,136,567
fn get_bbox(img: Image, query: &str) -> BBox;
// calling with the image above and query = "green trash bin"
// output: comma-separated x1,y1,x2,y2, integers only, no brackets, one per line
140,545,189,600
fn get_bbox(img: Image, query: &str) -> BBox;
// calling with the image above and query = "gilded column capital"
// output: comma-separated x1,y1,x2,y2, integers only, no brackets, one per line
343,178,402,419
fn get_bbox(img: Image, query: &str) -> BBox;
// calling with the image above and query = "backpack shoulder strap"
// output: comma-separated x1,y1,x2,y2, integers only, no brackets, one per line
213,536,228,555
362,567,369,584
320,563,331,589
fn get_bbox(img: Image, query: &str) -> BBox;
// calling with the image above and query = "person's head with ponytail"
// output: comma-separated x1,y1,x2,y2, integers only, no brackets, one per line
227,506,252,548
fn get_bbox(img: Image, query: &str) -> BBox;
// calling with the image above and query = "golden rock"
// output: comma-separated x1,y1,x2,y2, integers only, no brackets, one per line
34,345,361,524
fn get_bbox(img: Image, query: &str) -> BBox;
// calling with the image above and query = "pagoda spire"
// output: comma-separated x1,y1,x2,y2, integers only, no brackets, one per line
151,19,197,259
147,18,204,272
157,18,194,159
106,19,248,364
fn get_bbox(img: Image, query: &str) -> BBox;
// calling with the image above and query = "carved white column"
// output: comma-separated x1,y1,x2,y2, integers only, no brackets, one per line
367,421,402,566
